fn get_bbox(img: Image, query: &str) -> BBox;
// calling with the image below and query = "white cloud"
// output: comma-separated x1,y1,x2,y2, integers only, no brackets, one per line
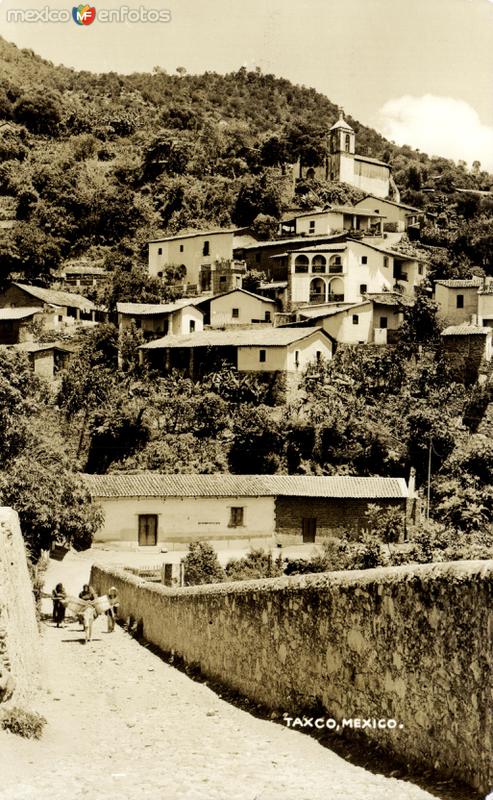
378,94,493,171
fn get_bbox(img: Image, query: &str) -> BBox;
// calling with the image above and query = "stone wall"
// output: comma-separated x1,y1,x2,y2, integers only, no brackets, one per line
442,333,488,385
0,508,40,704
91,559,493,794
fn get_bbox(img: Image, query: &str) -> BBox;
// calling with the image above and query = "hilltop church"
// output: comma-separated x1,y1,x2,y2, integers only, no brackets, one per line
298,109,400,201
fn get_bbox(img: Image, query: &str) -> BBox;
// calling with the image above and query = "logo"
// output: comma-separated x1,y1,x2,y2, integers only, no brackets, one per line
72,4,96,25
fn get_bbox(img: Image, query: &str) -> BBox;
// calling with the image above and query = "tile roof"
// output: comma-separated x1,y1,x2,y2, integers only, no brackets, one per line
330,118,354,131
140,327,329,350
236,234,345,252
149,228,240,244
12,283,96,311
283,207,385,221
0,341,74,354
355,195,422,213
297,302,369,321
62,266,107,276
441,325,491,336
82,473,408,499
259,282,288,290
367,293,415,307
0,307,43,320
348,240,428,262
195,288,276,306
354,154,390,168
435,279,482,288
117,299,200,316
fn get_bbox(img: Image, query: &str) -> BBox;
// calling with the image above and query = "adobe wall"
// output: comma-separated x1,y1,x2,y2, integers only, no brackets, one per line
275,496,406,543
0,508,40,704
91,559,493,794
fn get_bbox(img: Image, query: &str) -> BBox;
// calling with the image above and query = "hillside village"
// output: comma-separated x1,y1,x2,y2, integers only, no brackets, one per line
1,21,493,800
0,40,493,557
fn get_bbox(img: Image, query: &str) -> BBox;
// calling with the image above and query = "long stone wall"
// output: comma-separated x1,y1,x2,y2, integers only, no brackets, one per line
0,508,40,704
91,559,493,794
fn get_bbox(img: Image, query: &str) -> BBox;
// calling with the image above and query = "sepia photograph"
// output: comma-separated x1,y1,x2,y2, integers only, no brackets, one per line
0,0,492,797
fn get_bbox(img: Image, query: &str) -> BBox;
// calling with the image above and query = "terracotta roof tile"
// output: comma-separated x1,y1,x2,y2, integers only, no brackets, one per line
82,473,408,499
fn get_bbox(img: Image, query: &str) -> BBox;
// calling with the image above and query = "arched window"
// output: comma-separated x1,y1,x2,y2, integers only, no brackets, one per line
328,277,344,302
345,134,351,153
306,167,315,180
294,255,309,273
311,255,327,274
310,277,326,303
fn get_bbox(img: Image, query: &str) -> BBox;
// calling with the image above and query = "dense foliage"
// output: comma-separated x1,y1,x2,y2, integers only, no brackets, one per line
1,36,492,290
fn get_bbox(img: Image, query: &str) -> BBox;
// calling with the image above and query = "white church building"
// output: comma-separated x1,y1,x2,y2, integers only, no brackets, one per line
298,109,400,201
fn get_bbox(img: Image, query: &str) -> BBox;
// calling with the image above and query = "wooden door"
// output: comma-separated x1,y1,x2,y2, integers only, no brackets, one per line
302,517,317,543
138,514,158,546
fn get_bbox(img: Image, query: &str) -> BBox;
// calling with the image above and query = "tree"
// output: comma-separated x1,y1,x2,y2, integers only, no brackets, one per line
233,171,284,226
229,406,283,473
13,93,61,136
105,267,175,312
143,131,192,179
399,291,441,350
250,214,278,241
181,541,224,586
242,269,267,294
85,400,151,473
0,457,102,557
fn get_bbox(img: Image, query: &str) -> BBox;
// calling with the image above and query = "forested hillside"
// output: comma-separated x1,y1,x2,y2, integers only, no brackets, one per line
1,36,492,286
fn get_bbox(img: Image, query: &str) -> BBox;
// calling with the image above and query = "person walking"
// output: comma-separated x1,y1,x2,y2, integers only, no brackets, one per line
52,583,66,628
106,586,120,633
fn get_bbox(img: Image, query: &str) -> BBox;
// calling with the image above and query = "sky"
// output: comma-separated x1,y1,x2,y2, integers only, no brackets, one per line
0,0,492,168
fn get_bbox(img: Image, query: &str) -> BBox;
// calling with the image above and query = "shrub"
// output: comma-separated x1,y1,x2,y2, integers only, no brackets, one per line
181,541,224,586
225,548,284,581
0,707,47,739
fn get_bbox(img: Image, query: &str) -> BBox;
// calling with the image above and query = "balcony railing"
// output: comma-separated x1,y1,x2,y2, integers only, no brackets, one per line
328,264,343,274
308,293,345,304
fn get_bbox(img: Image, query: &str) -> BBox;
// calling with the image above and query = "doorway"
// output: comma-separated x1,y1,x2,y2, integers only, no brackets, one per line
302,517,317,543
138,514,158,546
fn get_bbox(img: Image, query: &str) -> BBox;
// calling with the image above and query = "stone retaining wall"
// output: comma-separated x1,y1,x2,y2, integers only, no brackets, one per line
0,508,40,704
91,559,493,794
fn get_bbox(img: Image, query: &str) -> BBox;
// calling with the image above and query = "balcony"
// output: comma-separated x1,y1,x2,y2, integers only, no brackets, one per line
328,264,343,274
308,293,344,304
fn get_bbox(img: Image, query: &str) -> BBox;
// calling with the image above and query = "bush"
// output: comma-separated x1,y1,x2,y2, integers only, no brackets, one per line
0,707,47,739
181,541,224,586
225,548,283,581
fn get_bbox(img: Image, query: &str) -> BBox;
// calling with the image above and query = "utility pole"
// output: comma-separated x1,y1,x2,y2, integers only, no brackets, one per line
426,437,432,520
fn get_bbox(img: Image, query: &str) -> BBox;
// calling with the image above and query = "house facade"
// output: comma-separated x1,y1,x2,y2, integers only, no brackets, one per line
478,286,493,327
139,327,334,379
148,229,257,290
0,307,43,344
434,279,482,326
197,289,277,327
82,473,410,547
279,207,384,238
234,234,348,278
295,293,410,344
0,342,73,380
352,195,424,232
285,239,426,310
117,300,204,340
0,283,99,329
57,263,109,290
